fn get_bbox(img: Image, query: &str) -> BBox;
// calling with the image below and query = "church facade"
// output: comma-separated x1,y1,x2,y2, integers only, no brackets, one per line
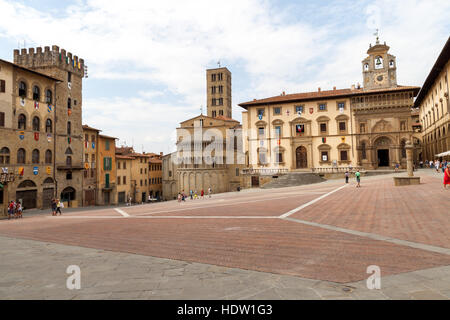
239,38,421,172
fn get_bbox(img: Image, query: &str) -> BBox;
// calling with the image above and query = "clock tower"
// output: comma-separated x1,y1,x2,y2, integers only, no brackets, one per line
362,37,397,90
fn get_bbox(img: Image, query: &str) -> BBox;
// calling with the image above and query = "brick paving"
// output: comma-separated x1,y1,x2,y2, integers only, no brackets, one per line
0,171,449,285
290,172,450,249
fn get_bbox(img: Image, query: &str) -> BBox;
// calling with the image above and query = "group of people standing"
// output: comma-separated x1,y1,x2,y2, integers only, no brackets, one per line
7,200,23,220
177,187,212,202
50,198,63,216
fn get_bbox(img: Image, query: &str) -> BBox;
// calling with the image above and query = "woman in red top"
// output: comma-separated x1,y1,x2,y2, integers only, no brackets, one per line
444,163,450,189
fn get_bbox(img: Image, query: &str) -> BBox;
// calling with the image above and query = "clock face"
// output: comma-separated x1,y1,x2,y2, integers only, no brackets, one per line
375,75,384,84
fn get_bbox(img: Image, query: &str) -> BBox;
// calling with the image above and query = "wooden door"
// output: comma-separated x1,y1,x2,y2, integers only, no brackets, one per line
296,146,308,168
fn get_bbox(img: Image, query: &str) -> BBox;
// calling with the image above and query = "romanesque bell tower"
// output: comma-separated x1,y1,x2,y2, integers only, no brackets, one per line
14,46,85,206
206,67,232,118
362,38,398,90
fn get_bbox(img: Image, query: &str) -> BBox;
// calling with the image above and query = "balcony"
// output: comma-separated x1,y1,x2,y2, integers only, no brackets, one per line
101,182,116,191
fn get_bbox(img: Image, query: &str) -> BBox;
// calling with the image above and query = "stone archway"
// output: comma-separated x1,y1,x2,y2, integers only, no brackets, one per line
295,146,308,169
374,136,394,168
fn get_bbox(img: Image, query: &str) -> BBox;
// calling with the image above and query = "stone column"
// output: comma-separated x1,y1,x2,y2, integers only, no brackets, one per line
405,141,414,177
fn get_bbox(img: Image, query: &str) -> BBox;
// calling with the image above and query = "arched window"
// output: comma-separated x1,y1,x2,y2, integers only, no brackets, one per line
32,149,40,164
67,98,71,109
0,147,10,164
17,148,26,164
32,116,40,131
67,121,71,135
66,156,72,166
45,149,52,164
45,119,52,133
18,114,26,129
33,86,40,101
45,89,52,104
19,81,27,97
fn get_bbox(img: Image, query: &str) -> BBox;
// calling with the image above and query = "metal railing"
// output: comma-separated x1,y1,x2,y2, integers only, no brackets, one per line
241,168,289,175
311,167,364,173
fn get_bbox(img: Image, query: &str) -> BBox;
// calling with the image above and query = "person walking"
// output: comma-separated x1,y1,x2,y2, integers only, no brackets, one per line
435,160,440,173
189,190,193,200
345,170,349,184
444,163,450,189
56,199,62,215
201,189,204,199
51,198,57,216
208,187,212,198
16,202,23,219
355,170,361,188
177,192,182,203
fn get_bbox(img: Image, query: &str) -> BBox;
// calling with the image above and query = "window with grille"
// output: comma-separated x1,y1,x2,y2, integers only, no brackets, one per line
32,149,40,164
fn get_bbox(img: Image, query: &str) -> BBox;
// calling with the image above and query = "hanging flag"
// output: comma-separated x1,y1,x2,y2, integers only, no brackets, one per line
47,104,52,112
18,167,24,176
33,167,39,175
46,166,51,175
277,139,281,146
309,108,314,114
19,131,25,140
66,56,70,64
68,137,72,144
59,53,62,61
78,61,81,69
322,137,326,143
73,59,76,68
296,124,304,133
47,134,52,143
34,132,39,141
92,142,95,149
34,101,39,109
68,109,72,116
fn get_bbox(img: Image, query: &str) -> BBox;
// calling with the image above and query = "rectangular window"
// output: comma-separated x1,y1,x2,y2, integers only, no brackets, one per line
105,173,110,187
118,161,121,169
258,127,265,137
320,123,327,133
212,110,216,117
337,102,345,111
276,152,283,163
219,98,223,105
68,72,72,83
140,168,143,174
236,168,239,176
211,86,216,94
105,140,110,150
295,105,304,114
319,103,327,111
257,109,264,118
123,161,126,169
0,79,5,93
340,150,348,161
169,170,172,177
275,126,281,137
103,157,112,171
85,153,89,162
321,151,328,162
295,124,305,135
212,98,216,106
123,176,126,184
91,169,94,178
339,122,346,131
219,86,223,93
140,180,143,186
0,112,4,127
84,170,88,178
219,110,223,116
274,107,281,115
211,74,216,82
117,176,121,185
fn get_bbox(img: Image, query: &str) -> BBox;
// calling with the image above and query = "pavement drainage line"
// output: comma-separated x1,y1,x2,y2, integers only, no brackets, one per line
278,185,348,219
114,208,130,217
283,217,450,256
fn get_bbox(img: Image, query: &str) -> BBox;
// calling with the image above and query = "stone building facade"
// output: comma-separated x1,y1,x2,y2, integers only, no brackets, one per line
415,36,450,161
97,134,118,205
207,67,232,118
0,58,59,213
239,39,421,176
149,156,163,199
82,125,99,206
13,46,86,208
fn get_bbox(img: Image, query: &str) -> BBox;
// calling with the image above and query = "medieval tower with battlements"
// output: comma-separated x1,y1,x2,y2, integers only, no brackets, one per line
13,46,85,206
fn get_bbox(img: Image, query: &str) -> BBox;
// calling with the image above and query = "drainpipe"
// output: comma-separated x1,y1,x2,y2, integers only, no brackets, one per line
53,81,59,199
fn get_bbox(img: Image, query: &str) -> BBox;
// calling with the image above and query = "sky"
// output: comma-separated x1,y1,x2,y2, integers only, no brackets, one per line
0,0,449,154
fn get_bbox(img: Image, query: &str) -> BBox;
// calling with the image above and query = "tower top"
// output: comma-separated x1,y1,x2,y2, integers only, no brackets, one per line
13,45,85,77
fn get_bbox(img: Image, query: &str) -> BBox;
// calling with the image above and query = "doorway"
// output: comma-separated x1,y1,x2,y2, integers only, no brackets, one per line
251,176,259,187
296,146,308,169
377,149,390,167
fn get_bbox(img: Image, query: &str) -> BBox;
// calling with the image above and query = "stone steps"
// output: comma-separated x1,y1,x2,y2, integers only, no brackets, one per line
261,172,326,189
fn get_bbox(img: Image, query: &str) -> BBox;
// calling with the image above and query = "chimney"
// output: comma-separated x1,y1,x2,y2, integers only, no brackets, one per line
357,83,361,89
282,91,285,96
318,87,321,92
333,86,336,90
351,84,356,90
160,152,163,156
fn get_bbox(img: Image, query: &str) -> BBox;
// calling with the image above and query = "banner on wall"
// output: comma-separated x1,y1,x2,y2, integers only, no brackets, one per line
46,166,51,175
19,131,25,140
47,134,52,143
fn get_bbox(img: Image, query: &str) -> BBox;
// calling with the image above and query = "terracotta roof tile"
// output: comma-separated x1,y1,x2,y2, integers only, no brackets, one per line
239,86,420,108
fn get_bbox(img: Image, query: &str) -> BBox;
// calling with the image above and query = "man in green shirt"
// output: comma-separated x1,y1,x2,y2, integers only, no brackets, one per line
355,170,361,188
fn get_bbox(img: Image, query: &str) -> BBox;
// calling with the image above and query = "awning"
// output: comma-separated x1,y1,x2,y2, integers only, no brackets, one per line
435,151,450,157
